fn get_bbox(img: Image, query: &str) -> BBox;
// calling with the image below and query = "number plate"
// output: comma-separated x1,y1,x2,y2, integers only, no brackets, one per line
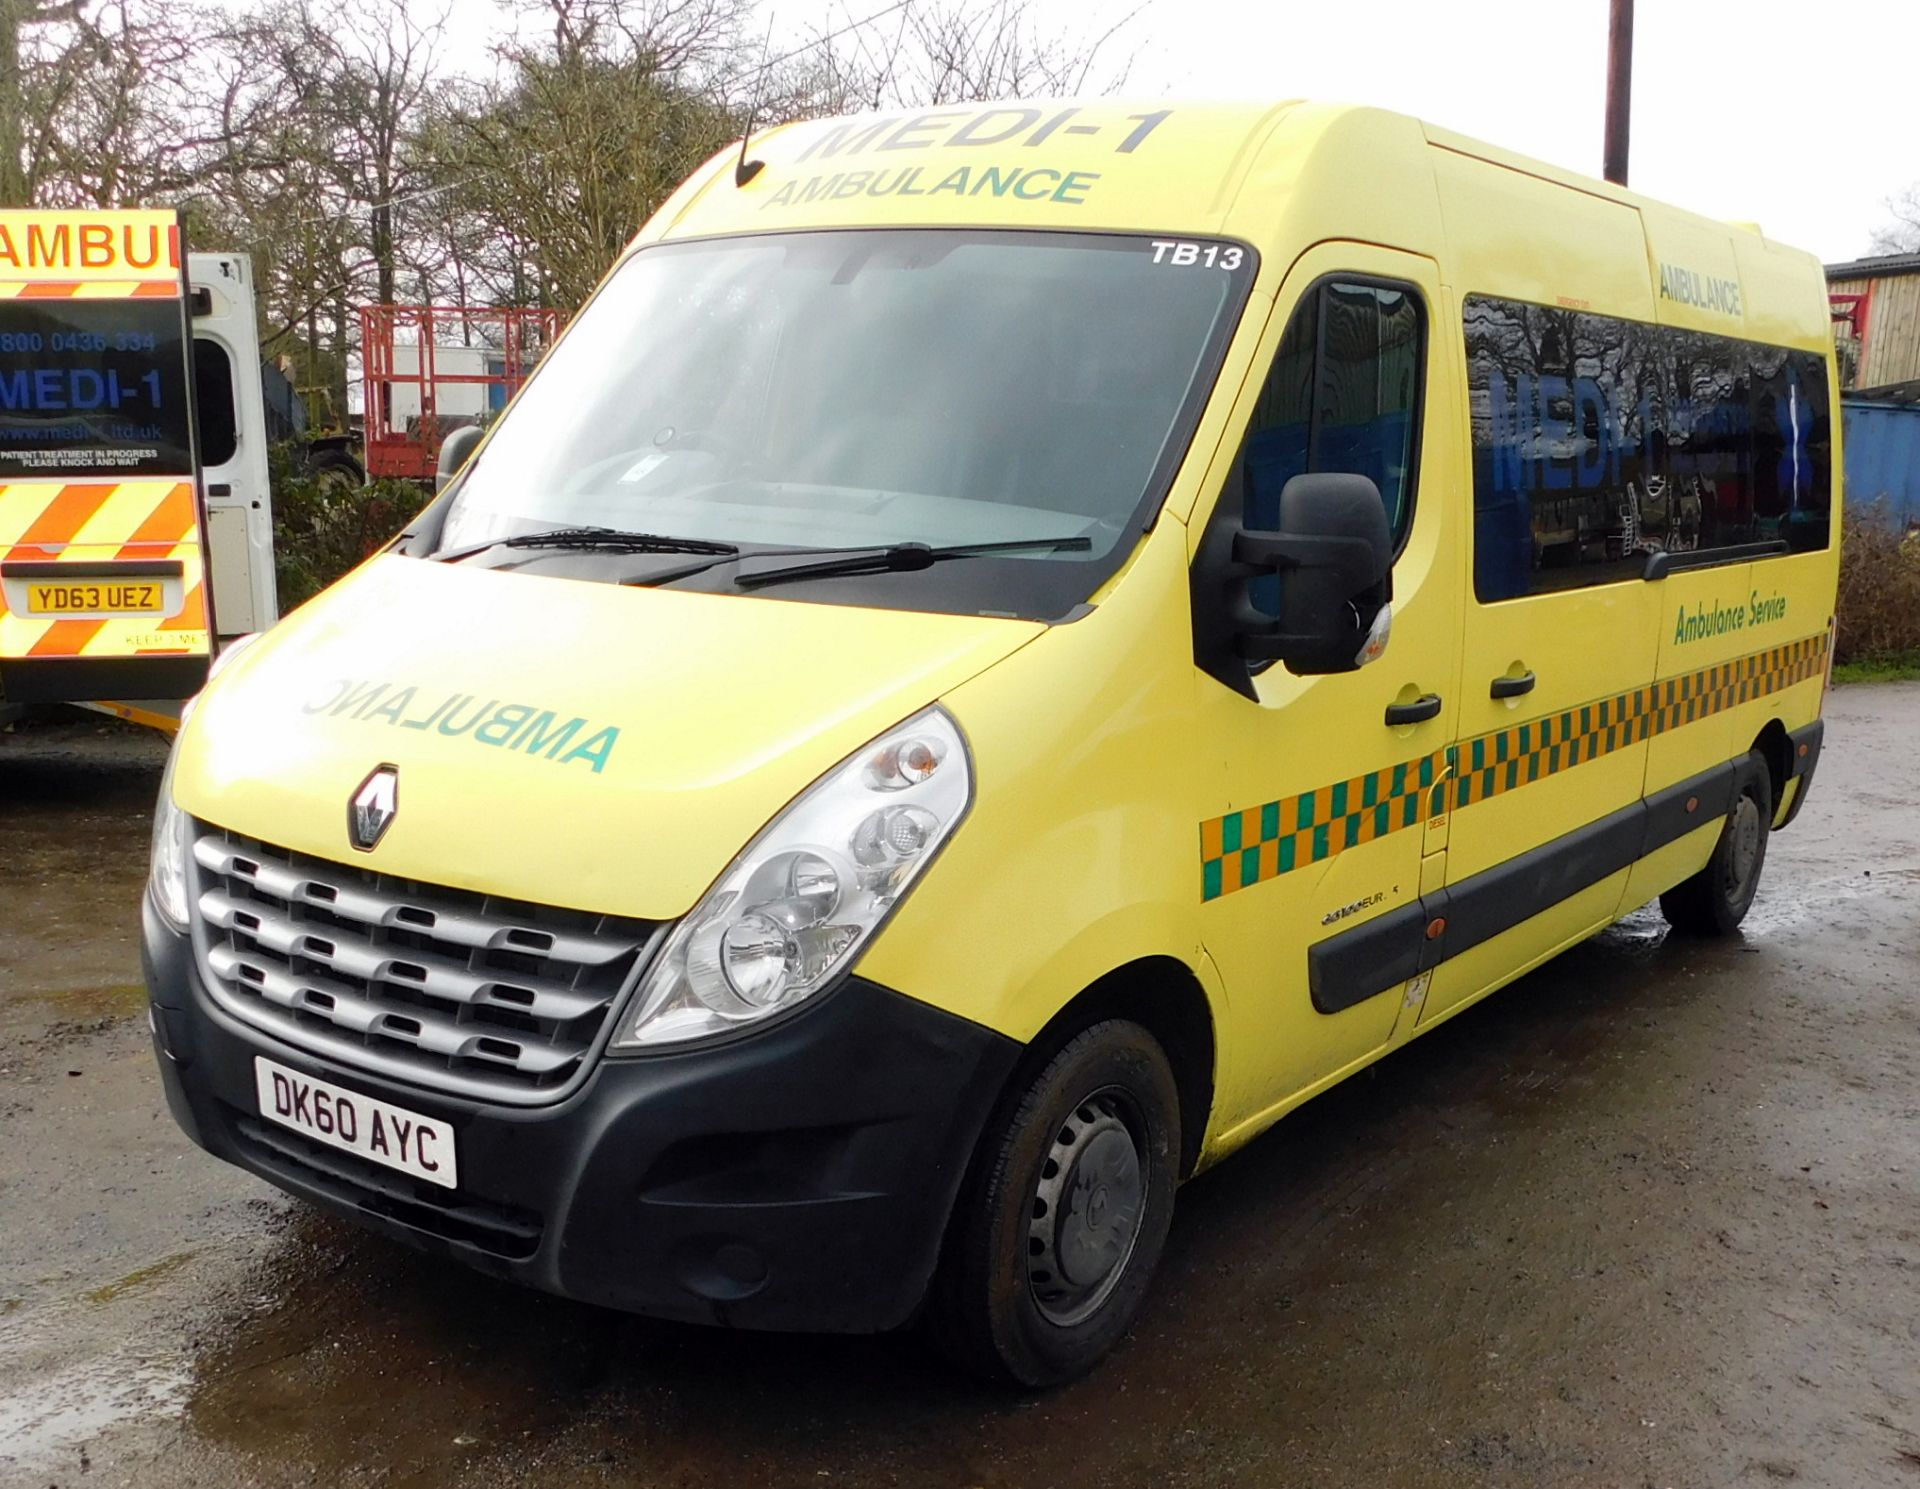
254,1056,457,1188
25,579,164,615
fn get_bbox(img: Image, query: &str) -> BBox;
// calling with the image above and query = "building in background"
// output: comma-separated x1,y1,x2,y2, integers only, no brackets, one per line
1827,252,1920,394
1827,253,1920,525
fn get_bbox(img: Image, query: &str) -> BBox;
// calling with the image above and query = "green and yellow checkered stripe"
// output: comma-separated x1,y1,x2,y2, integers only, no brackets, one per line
1447,633,1827,812
1200,751,1445,901
1200,632,1827,902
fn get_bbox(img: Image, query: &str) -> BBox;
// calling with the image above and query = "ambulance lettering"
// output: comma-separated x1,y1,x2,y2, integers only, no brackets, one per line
766,164,1100,209
1658,261,1743,318
304,678,622,773
0,217,178,274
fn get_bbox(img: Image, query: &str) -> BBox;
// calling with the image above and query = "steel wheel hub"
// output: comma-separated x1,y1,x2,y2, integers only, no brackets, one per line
1027,1093,1145,1327
1725,794,1762,898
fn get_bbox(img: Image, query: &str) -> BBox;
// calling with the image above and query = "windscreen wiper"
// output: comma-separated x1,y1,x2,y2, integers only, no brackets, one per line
437,526,740,564
734,536,1093,591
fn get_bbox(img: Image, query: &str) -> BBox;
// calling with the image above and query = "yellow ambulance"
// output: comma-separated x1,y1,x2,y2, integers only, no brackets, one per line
144,100,1839,1385
1,210,214,716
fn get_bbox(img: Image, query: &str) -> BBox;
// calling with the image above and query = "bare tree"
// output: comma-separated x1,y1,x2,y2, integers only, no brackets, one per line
158,0,450,416
2,0,188,206
808,0,1143,111
0,0,78,202
419,0,763,309
1870,184,1920,255
223,0,447,306
7,0,1154,439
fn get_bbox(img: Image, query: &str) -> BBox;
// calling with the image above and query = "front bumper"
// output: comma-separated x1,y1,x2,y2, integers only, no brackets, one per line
143,898,1018,1333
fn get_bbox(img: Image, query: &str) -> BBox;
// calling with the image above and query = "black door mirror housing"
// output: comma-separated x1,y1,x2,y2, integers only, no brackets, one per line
1194,472,1394,694
436,424,485,493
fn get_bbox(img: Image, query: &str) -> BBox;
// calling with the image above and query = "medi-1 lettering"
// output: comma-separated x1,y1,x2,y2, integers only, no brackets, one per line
759,104,1172,211
0,367,164,412
793,105,1172,162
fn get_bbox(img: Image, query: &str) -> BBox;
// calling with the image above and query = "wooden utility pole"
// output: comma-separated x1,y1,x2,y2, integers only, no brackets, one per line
1603,0,1634,186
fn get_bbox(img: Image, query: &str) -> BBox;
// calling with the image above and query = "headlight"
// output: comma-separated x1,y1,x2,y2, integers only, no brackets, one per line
614,705,972,1049
148,742,191,930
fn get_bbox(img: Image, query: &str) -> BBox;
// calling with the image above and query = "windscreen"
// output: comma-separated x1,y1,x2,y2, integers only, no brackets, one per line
437,229,1252,613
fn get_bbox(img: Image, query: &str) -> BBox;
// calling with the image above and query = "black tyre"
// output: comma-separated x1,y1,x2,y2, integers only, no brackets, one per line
306,446,365,492
1660,752,1773,935
924,1019,1179,1388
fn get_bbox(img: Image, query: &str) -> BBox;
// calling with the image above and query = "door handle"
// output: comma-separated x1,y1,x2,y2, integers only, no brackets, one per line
1490,670,1537,700
1384,693,1443,726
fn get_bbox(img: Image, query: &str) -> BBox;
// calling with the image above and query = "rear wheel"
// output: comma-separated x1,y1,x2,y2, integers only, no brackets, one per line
925,1019,1179,1387
1660,753,1773,935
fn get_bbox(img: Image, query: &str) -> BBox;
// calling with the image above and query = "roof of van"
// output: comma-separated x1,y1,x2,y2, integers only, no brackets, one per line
650,97,1813,259
656,98,1308,241
638,98,1833,355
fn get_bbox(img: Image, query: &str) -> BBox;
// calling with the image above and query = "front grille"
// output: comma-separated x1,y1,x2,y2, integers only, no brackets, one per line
190,827,655,1104
230,1109,544,1259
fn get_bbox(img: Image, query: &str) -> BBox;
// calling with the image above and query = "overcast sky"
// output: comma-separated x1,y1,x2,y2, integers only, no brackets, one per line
449,0,1914,263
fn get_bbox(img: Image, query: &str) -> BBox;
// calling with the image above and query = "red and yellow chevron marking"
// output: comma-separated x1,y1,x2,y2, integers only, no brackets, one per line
0,478,209,661
0,279,179,299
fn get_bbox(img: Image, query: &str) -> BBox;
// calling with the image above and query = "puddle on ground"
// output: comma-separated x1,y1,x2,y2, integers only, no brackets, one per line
0,1258,202,1471
173,1207,995,1486
1597,868,1915,957
0,981,147,1038
40,982,148,1016
86,1252,198,1306
181,1212,605,1478
1591,901,1672,957
0,1353,189,1469
1738,869,1911,937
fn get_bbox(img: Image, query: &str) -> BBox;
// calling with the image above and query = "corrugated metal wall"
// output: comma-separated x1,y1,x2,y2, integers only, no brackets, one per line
1831,272,1920,388
1843,400,1920,525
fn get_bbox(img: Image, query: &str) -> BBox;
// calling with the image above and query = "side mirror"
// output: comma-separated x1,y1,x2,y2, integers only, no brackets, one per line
1225,472,1393,678
436,425,485,493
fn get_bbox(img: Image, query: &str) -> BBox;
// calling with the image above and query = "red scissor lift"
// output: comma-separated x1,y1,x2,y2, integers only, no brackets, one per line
359,304,563,480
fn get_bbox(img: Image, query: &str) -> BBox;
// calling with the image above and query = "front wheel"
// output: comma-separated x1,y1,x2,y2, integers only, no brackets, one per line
1660,752,1773,935
924,1019,1179,1387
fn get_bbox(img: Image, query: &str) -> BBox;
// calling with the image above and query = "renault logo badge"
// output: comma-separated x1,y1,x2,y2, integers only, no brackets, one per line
349,765,399,851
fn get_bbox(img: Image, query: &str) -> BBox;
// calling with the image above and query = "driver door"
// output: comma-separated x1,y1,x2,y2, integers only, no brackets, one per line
1191,244,1464,1129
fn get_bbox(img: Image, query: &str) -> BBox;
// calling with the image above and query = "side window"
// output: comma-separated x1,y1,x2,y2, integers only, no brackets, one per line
1237,279,1424,614
193,336,239,468
1464,294,1832,602
1775,351,1834,552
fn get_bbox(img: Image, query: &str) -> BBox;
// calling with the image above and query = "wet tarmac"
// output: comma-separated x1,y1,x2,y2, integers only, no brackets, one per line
2,692,1917,1488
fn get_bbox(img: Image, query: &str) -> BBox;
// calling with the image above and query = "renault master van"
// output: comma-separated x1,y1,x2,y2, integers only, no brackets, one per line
144,100,1839,1386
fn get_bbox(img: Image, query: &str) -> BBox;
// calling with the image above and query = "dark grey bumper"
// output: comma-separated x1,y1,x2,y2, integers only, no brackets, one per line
144,897,1018,1332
